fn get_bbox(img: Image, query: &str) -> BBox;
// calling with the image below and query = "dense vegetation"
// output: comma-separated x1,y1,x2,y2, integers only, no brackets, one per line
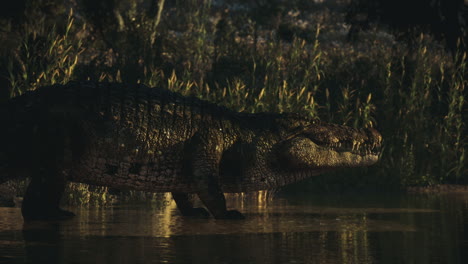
0,0,466,201
347,0,467,53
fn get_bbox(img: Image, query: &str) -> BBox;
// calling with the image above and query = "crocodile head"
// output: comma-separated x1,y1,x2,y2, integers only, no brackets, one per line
222,113,383,191
276,119,382,171
279,123,382,173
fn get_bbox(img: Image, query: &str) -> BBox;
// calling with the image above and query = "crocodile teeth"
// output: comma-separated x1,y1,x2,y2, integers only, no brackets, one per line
352,141,361,152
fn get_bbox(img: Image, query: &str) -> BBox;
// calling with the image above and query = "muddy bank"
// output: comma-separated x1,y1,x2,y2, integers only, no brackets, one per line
407,184,468,194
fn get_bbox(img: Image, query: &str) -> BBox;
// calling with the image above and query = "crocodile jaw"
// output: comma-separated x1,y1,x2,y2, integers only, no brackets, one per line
280,136,381,170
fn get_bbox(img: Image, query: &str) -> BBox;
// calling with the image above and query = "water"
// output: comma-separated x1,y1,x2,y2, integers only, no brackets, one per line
0,192,467,264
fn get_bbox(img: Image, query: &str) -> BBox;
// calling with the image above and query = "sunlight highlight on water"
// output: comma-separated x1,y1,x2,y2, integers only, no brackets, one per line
0,193,467,264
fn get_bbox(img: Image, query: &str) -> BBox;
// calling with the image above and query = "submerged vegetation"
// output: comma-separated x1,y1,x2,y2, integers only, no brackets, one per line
0,0,466,201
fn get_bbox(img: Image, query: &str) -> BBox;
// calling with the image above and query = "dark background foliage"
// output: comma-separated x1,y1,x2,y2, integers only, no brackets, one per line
0,0,466,202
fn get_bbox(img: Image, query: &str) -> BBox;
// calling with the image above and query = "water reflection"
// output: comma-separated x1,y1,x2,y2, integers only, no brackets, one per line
0,193,467,263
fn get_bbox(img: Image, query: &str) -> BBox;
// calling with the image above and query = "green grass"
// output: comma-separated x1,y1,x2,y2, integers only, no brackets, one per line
0,0,466,201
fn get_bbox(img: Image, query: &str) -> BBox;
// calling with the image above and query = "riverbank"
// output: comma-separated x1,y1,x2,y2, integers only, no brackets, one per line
407,184,468,194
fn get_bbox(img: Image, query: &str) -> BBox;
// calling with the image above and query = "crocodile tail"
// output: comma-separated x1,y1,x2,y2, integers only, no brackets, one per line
0,97,11,183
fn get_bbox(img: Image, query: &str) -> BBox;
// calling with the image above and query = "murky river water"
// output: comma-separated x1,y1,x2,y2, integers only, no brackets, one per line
0,192,467,264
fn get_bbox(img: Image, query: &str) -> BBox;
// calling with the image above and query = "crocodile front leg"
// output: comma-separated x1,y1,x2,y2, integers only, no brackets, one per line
186,132,245,220
172,192,210,217
195,176,245,220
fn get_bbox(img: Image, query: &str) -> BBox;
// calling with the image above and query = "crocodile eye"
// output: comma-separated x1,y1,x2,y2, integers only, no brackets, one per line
292,125,305,133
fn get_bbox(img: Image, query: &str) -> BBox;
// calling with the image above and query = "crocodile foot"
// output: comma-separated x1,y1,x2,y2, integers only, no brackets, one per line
182,207,211,218
216,210,245,220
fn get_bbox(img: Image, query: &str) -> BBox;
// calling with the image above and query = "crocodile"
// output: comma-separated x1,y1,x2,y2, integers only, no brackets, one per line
0,81,382,220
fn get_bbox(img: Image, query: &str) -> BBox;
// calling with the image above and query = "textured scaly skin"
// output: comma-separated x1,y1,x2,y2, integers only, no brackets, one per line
0,81,382,220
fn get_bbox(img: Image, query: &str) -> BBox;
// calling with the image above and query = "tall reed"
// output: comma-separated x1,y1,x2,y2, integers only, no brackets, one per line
1,1,466,198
